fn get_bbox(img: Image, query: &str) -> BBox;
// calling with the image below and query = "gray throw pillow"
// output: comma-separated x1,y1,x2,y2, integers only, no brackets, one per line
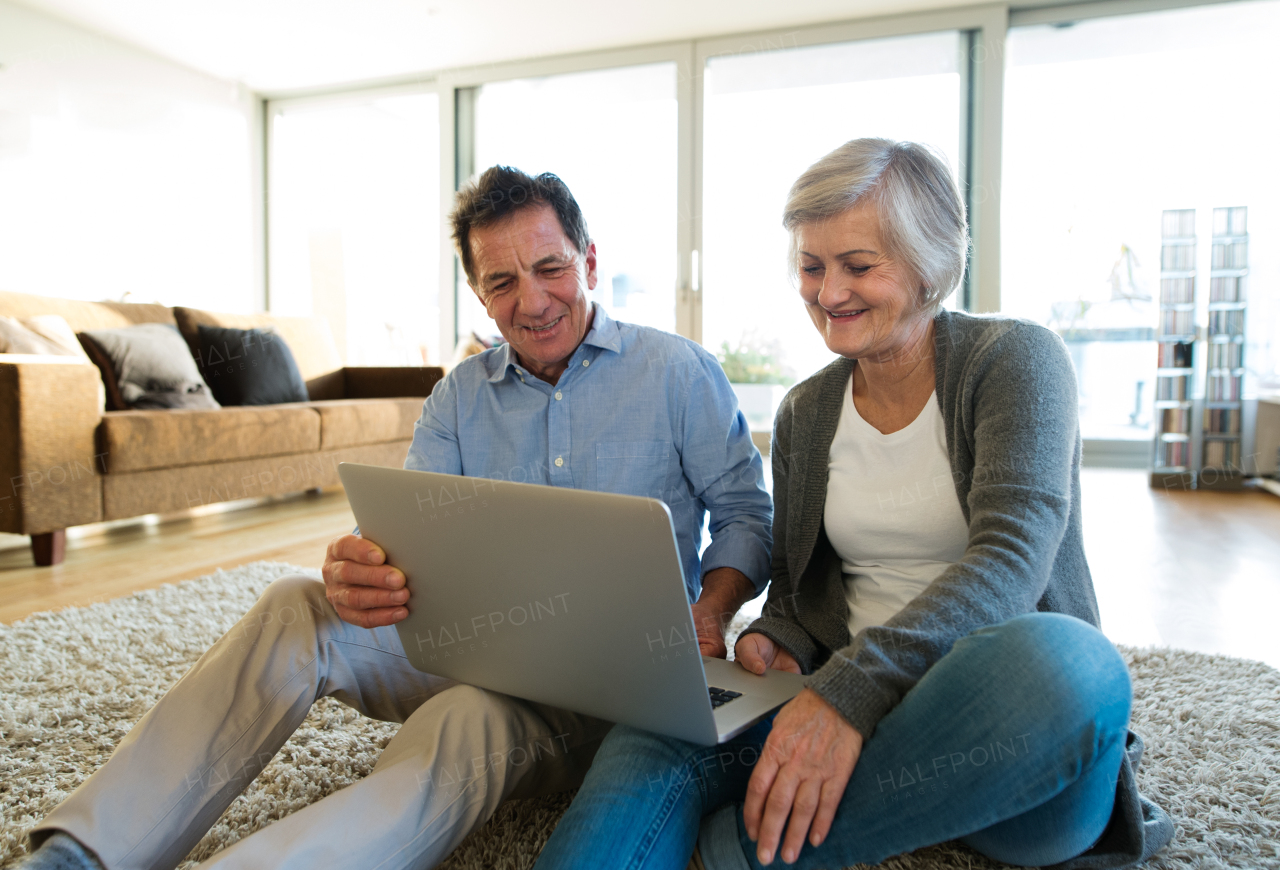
80,323,219,411
129,381,220,410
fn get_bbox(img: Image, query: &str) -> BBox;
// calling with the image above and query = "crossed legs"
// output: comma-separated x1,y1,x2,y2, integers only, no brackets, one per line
535,612,1132,870
35,574,609,870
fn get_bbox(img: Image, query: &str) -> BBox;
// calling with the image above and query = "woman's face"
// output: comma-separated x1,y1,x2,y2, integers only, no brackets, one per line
796,203,929,361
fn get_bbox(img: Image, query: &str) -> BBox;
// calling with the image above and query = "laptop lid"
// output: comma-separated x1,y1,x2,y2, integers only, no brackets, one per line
338,462,724,745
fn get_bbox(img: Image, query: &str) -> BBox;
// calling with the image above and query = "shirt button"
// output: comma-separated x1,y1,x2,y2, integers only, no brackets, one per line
582,360,589,367
555,457,564,467
554,391,563,401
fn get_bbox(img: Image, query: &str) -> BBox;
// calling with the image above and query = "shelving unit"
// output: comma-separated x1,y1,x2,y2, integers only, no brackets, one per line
1200,206,1248,489
1151,208,1197,488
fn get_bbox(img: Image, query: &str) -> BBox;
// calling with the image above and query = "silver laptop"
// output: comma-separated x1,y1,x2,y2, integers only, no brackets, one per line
338,462,807,745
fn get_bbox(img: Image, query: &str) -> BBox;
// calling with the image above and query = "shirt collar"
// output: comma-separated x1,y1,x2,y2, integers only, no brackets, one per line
487,342,518,383
486,302,621,383
581,302,622,355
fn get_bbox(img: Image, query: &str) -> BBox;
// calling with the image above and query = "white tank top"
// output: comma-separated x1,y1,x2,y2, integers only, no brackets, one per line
824,375,970,639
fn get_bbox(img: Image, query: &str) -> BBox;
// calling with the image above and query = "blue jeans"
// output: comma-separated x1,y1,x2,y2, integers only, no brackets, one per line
534,613,1132,870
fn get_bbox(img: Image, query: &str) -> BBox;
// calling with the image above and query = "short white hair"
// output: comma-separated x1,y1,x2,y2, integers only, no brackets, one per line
783,138,969,310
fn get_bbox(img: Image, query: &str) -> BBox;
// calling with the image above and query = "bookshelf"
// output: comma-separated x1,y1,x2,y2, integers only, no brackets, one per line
1200,206,1248,489
1152,208,1197,487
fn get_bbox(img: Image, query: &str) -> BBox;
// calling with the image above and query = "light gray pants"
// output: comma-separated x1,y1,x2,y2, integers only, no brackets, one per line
37,574,612,870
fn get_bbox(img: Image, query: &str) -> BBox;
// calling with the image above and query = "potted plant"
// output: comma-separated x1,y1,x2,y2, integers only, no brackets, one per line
717,333,795,430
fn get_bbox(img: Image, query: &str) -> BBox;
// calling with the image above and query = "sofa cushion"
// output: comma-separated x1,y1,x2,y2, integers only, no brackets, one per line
196,325,310,406
98,404,322,473
101,441,409,519
311,398,426,450
173,307,344,400
80,324,218,412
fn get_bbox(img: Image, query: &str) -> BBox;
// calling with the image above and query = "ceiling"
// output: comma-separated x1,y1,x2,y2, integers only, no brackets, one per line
12,0,977,94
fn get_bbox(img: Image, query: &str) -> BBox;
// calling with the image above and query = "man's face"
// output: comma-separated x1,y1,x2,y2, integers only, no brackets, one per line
468,205,597,384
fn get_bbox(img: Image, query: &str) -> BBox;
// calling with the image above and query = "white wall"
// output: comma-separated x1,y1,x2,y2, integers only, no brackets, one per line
0,0,260,312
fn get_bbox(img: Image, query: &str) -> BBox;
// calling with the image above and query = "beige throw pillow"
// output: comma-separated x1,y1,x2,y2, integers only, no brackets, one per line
0,315,66,355
21,315,93,361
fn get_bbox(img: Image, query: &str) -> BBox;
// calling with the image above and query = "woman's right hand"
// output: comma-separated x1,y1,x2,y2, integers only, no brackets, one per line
735,633,803,675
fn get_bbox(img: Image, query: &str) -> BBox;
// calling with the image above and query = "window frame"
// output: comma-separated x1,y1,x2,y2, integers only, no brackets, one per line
261,0,1248,390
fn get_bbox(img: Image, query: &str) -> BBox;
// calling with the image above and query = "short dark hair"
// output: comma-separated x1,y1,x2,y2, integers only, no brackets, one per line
451,166,591,286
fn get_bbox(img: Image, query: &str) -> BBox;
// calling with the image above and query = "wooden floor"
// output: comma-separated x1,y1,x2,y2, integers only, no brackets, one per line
2,470,1278,669
0,489,357,625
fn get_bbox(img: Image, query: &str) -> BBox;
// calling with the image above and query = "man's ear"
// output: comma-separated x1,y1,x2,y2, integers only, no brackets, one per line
583,241,599,292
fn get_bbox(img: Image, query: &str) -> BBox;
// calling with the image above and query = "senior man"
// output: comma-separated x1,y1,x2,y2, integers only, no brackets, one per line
22,166,771,870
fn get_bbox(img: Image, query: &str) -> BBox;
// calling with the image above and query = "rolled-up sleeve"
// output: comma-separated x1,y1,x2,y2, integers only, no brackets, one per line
678,352,773,594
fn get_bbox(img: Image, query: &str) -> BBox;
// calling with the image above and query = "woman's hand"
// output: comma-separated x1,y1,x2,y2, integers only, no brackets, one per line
735,633,803,675
743,688,863,865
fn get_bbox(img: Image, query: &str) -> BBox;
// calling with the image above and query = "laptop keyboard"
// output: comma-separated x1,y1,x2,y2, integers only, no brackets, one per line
708,686,743,709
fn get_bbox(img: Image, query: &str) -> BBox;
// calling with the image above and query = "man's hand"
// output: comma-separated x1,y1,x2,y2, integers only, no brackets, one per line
734,633,802,675
743,689,863,865
322,534,409,628
692,567,756,658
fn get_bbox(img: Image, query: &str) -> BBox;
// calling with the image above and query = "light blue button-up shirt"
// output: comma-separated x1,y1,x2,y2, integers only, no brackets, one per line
404,304,772,602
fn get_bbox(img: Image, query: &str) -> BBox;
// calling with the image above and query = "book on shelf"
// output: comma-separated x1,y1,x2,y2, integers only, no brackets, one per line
1203,439,1241,470
1211,240,1248,269
1212,206,1247,237
1160,407,1191,434
1204,408,1241,435
1161,244,1197,271
1207,375,1243,402
1209,276,1243,303
1161,276,1196,303
1208,342,1243,369
1160,309,1195,336
1156,375,1190,401
1207,309,1245,336
1157,440,1190,469
1163,208,1196,237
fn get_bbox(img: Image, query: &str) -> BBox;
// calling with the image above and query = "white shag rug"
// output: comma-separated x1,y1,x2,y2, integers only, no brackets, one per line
1,561,1278,870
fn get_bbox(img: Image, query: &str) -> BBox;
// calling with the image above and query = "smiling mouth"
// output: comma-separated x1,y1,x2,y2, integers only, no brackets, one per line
827,308,868,319
525,316,564,334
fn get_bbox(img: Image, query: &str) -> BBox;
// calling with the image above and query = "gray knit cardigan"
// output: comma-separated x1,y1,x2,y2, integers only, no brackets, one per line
744,310,1172,869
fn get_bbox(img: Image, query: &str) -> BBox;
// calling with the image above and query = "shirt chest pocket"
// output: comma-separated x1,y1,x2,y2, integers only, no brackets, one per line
595,441,673,499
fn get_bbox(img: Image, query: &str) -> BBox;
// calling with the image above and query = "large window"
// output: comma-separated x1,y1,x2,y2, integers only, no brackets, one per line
701,32,964,428
269,92,441,364
1002,1,1280,444
465,63,679,341
261,1,1279,471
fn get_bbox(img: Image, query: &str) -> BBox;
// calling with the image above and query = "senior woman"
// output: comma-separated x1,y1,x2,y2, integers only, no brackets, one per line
533,139,1173,870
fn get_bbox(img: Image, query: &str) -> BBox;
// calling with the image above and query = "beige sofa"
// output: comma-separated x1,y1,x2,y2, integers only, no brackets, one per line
0,290,443,566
